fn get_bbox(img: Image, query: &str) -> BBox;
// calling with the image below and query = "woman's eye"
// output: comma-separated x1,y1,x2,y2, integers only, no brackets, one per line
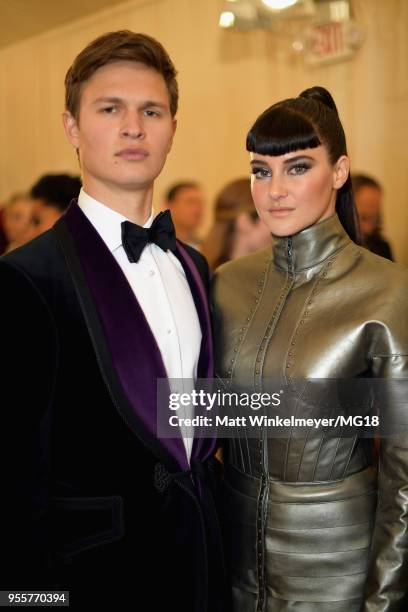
251,167,271,179
288,163,310,175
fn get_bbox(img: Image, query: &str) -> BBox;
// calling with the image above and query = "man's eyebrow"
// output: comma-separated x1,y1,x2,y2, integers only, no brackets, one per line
92,96,123,105
92,97,168,111
138,100,168,110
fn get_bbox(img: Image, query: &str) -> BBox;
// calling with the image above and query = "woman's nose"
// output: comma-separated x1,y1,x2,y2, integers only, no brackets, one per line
269,175,288,201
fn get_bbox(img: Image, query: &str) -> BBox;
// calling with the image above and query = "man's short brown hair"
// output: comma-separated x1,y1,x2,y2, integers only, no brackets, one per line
65,30,178,120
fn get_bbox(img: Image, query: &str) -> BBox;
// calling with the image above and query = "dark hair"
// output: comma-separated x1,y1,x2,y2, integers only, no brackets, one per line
352,173,382,194
30,174,82,212
65,30,178,120
246,86,360,243
166,182,199,202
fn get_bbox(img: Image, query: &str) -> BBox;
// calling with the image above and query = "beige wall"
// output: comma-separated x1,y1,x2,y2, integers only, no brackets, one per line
0,0,407,262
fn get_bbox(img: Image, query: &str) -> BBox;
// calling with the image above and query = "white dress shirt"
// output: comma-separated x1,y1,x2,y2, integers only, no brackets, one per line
78,189,202,462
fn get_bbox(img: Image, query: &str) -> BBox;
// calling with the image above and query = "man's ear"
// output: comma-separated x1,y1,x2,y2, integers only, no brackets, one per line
62,111,80,149
167,118,177,153
333,155,350,190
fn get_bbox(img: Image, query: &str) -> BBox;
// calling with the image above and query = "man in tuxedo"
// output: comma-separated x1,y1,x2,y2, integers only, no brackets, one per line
0,31,225,611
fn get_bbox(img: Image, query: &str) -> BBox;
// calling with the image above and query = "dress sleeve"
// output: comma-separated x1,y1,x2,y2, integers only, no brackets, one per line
363,343,408,609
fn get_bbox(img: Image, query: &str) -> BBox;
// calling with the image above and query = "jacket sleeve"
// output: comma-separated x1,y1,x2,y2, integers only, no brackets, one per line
0,260,58,588
363,327,408,609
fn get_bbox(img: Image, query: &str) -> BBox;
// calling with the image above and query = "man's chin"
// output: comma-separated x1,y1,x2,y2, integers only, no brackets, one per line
121,179,155,191
106,175,156,192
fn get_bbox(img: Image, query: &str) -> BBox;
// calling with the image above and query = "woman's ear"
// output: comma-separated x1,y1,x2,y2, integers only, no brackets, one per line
333,155,350,190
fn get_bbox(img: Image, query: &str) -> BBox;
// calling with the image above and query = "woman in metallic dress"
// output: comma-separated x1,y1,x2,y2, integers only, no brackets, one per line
211,86,408,611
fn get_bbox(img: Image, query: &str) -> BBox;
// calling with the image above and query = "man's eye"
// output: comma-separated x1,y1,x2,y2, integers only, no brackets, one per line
288,164,310,175
101,106,117,114
144,109,159,117
251,167,271,179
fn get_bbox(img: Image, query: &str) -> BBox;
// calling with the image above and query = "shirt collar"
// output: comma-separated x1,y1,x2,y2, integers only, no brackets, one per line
77,188,154,253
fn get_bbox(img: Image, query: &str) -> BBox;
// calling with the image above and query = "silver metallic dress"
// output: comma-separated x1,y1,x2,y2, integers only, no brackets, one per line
211,214,408,611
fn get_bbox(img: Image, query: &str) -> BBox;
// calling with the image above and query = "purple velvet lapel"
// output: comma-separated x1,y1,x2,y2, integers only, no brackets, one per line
63,202,189,470
60,202,216,470
173,243,216,461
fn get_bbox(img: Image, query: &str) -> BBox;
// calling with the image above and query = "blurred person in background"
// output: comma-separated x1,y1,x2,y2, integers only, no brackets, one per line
30,173,82,237
352,173,394,261
2,193,33,253
0,208,8,254
201,177,271,271
164,181,204,247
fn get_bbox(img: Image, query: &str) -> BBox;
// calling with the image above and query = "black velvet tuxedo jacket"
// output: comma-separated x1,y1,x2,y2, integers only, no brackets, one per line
0,203,225,611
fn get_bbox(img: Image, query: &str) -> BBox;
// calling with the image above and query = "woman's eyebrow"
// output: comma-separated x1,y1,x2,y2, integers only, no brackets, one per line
283,155,314,164
250,155,315,167
250,159,269,166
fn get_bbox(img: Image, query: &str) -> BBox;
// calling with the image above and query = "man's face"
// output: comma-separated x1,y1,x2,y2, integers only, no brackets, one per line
63,60,176,196
170,187,204,234
31,200,62,237
355,186,382,237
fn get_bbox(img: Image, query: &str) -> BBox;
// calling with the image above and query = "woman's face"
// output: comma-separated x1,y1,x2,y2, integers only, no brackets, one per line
354,185,381,237
3,198,33,243
250,145,349,237
230,212,271,260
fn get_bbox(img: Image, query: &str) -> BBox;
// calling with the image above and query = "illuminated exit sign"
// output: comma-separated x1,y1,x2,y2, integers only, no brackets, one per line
305,2,364,65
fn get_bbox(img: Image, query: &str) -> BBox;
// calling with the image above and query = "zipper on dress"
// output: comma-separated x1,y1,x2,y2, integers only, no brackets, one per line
287,236,294,275
257,429,269,612
257,473,267,611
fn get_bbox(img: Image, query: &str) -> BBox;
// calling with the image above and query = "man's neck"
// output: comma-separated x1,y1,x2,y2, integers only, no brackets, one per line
82,179,154,225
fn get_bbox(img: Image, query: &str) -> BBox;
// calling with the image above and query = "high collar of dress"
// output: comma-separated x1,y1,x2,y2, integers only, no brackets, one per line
272,214,351,272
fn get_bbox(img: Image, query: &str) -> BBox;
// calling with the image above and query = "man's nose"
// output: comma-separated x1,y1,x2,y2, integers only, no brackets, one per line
121,111,145,139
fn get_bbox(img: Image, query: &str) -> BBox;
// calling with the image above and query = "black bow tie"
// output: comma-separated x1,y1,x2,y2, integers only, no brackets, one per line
121,210,177,263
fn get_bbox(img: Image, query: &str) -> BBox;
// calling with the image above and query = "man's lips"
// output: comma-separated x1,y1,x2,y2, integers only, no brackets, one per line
115,148,149,160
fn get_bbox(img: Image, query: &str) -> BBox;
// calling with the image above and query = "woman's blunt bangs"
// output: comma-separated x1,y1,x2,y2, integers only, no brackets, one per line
246,105,321,157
